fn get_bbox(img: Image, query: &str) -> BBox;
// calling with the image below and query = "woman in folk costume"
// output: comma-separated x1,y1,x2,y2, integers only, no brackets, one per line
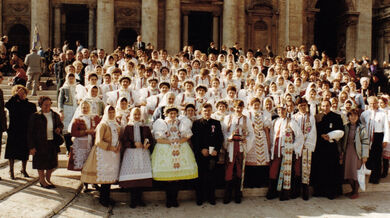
83,85,105,117
263,97,277,120
152,92,177,122
175,80,196,111
244,97,271,188
81,105,121,207
266,103,304,201
291,97,316,200
151,106,198,208
212,100,229,166
68,101,101,191
304,87,320,116
269,82,283,107
115,97,130,128
341,109,369,199
58,73,79,153
119,107,155,208
222,100,254,204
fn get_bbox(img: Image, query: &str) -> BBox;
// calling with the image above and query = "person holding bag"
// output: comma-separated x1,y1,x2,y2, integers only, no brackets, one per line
341,109,369,199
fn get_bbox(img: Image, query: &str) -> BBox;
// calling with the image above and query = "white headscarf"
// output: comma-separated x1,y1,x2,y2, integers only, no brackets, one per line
67,100,92,133
102,105,118,124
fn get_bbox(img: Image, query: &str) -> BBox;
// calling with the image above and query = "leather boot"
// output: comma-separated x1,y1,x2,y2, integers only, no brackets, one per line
223,180,233,204
130,189,137,208
266,179,278,200
291,177,301,199
302,184,310,201
234,178,242,204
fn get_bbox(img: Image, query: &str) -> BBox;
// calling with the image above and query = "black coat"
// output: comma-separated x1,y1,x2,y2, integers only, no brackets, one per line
5,95,36,160
191,118,224,163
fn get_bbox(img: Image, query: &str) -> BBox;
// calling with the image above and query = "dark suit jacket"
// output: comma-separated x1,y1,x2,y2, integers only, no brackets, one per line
133,41,146,51
120,125,155,151
0,89,6,133
191,118,224,161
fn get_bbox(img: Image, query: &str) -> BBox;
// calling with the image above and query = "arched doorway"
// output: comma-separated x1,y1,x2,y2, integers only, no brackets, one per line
314,0,348,58
117,28,138,49
188,11,213,53
8,24,30,58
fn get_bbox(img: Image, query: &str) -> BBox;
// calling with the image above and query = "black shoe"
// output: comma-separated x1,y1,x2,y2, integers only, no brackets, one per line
129,202,137,208
20,170,30,178
266,180,278,200
99,199,109,207
291,178,301,199
209,199,216,205
223,181,233,204
302,184,310,201
279,190,290,201
234,196,242,204
9,171,15,180
172,199,179,208
39,182,52,189
109,199,116,206
48,184,56,189
196,199,203,206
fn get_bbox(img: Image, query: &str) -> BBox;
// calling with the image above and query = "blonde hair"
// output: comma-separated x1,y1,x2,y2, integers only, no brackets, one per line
11,84,28,95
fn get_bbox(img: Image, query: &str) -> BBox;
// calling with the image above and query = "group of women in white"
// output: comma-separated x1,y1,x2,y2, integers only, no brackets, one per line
56,44,390,207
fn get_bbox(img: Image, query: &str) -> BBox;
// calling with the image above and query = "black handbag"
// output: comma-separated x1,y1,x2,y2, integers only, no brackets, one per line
53,132,64,146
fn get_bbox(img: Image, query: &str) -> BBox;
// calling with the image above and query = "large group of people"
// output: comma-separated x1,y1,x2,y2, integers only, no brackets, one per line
0,35,389,209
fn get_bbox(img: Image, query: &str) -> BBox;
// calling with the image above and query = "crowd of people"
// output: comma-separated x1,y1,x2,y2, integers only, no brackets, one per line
0,34,389,209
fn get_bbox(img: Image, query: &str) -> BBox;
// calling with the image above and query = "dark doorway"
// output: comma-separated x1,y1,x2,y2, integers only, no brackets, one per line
8,24,30,58
63,4,89,51
314,0,347,58
117,28,138,49
188,11,213,53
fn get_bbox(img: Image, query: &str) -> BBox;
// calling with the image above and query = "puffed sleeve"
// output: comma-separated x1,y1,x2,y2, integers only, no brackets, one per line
95,123,110,150
290,120,304,156
152,119,168,140
179,116,193,138
305,115,317,152
244,117,255,152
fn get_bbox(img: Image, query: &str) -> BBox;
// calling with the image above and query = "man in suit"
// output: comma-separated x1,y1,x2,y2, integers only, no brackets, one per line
133,35,145,51
97,49,106,66
192,103,224,205
25,48,42,96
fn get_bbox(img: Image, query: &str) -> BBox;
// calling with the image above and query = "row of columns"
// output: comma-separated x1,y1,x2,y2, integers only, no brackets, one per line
30,0,246,54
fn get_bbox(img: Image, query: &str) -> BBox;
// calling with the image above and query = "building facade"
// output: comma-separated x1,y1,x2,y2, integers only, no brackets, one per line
0,0,381,62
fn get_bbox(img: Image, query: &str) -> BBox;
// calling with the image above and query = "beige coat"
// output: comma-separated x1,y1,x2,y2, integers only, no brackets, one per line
81,122,121,184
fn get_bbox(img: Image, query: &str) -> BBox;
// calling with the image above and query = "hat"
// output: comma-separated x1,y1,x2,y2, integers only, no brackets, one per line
195,84,208,92
159,81,171,89
119,76,131,83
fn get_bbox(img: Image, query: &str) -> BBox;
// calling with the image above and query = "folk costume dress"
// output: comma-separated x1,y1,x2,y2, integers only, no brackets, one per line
81,107,121,184
119,121,155,188
68,107,101,171
151,116,198,181
244,110,271,187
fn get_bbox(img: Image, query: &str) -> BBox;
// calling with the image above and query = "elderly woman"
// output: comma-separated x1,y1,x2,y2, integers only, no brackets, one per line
5,85,37,179
81,105,121,207
119,107,155,208
152,106,198,208
28,96,63,188
341,109,369,199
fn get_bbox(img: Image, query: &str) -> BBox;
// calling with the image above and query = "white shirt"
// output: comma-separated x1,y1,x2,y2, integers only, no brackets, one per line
360,109,390,143
44,112,54,140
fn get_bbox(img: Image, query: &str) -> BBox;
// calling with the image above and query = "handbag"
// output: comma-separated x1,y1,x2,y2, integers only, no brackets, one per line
357,164,371,192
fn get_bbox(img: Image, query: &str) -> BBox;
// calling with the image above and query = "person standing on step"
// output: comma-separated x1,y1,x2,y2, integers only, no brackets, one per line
266,104,303,201
192,103,224,206
24,48,42,96
5,85,36,180
291,98,316,200
28,96,63,189
341,109,369,199
222,100,254,204
81,105,121,207
119,107,155,208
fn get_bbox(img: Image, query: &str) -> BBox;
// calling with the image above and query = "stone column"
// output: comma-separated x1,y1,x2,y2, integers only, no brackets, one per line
183,14,189,46
31,0,49,49
54,4,61,48
237,1,246,51
222,0,237,47
165,0,180,55
142,0,158,48
0,0,3,36
88,4,96,49
97,0,114,53
345,14,359,62
355,0,372,59
213,16,219,47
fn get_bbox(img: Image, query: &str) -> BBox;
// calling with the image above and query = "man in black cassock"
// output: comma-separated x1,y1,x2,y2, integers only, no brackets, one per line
311,100,344,199
192,103,224,205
